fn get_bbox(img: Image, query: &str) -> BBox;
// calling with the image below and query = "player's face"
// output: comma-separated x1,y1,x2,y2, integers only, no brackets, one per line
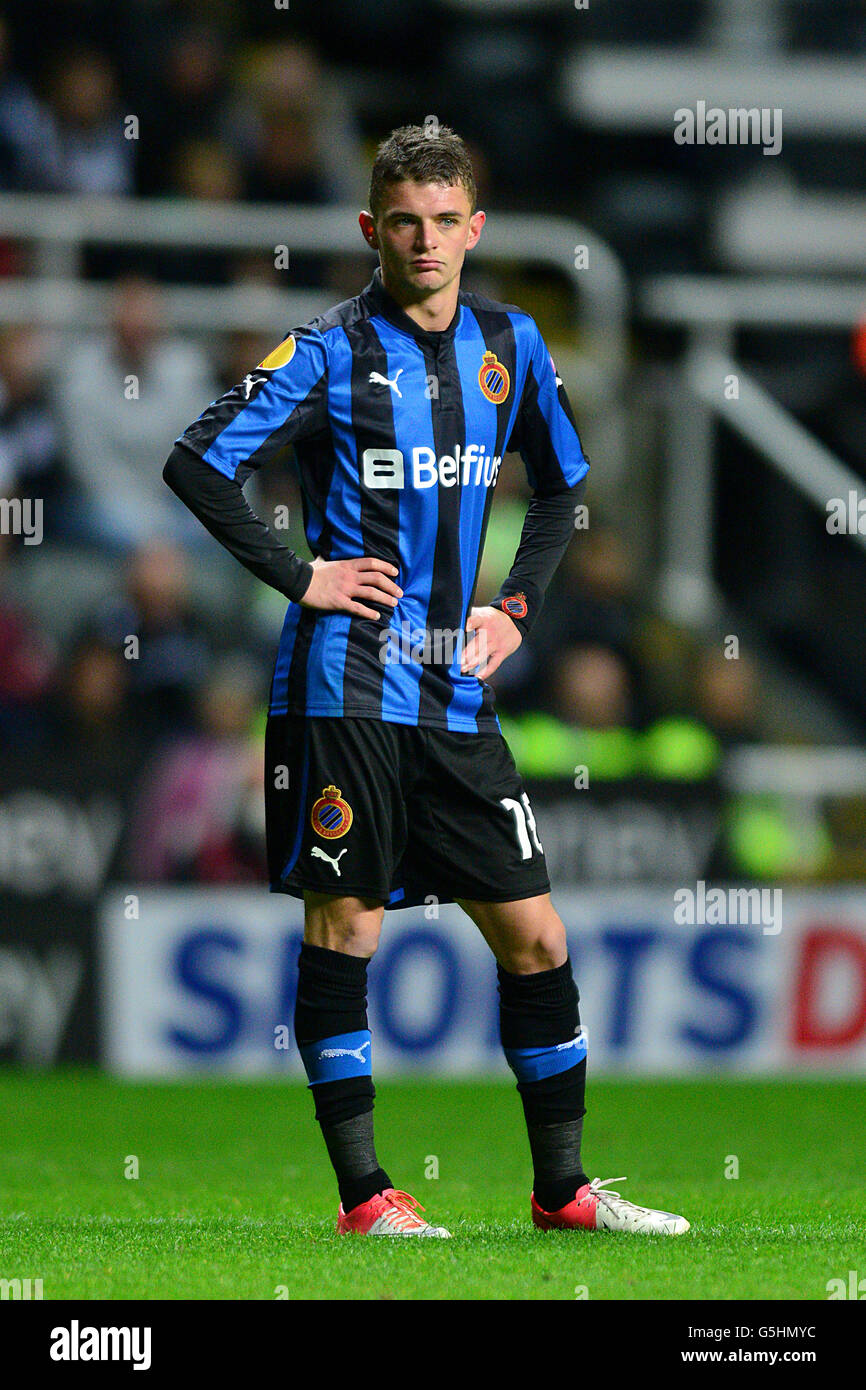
366,181,485,300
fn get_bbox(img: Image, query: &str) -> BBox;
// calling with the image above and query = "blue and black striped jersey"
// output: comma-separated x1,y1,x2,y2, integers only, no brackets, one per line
175,269,589,732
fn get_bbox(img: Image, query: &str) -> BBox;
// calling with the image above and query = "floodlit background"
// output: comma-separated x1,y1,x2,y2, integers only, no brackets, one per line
1,0,865,1078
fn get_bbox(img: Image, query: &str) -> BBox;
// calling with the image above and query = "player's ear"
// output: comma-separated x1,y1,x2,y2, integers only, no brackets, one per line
359,211,378,250
466,209,486,250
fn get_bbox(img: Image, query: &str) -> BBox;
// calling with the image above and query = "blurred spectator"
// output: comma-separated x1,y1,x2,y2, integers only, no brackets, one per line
154,138,245,285
683,646,833,880
501,638,722,782
215,39,369,288
134,22,235,197
552,643,635,730
86,540,213,742
41,627,148,786
0,15,58,191
0,531,56,745
0,327,71,532
125,652,267,883
497,642,641,781
490,508,651,720
170,138,243,204
548,523,638,656
43,47,133,195
52,274,218,553
233,41,366,206
692,647,762,746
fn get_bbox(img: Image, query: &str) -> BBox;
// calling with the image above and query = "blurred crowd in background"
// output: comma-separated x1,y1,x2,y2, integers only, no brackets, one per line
1,0,865,890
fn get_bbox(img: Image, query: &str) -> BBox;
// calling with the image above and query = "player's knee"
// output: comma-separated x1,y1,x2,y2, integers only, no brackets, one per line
322,920,381,957
500,914,566,974
502,941,562,974
303,893,383,958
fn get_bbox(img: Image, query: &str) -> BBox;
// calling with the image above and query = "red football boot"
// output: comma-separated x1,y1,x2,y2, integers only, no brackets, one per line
337,1188,451,1237
532,1177,690,1235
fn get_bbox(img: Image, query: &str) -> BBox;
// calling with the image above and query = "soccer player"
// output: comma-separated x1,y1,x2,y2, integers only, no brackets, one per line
164,125,690,1239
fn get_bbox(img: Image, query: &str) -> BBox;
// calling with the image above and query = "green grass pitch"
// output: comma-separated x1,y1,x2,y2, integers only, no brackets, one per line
0,1072,862,1300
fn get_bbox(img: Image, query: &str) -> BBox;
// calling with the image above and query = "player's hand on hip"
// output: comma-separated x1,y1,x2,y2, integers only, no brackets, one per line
300,556,402,620
461,605,522,681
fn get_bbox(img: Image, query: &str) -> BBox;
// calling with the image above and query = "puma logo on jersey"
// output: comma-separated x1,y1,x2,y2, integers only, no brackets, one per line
241,372,267,399
369,369,404,398
318,1040,371,1062
311,845,348,875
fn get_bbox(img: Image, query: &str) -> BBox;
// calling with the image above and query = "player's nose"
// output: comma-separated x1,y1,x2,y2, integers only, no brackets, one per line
415,221,438,249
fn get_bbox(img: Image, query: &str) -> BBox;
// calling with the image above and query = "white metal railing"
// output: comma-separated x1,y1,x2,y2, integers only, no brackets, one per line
690,348,866,546
725,745,866,797
658,347,866,625
0,278,326,334
716,190,866,273
561,46,866,134
0,193,629,470
642,275,866,329
641,276,866,626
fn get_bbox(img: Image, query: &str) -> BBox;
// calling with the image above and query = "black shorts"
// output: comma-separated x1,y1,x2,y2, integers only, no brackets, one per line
265,714,550,909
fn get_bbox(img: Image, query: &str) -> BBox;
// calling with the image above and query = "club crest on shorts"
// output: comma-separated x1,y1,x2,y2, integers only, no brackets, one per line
478,350,510,404
311,785,353,839
502,593,528,619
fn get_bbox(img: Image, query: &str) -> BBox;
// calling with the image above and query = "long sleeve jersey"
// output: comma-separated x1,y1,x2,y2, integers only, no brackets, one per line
165,267,589,733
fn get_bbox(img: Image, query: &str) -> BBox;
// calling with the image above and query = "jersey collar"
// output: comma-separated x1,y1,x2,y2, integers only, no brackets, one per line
363,267,463,346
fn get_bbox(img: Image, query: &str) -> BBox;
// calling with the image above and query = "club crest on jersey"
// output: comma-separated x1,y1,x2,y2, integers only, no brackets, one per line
502,593,528,619
478,350,510,404
311,785,353,839
257,334,297,371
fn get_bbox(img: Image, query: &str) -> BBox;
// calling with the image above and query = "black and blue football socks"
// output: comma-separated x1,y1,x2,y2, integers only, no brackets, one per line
498,958,589,1213
294,942,392,1213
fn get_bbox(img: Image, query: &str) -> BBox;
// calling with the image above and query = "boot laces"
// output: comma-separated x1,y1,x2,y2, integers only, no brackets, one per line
379,1190,429,1232
587,1176,647,1220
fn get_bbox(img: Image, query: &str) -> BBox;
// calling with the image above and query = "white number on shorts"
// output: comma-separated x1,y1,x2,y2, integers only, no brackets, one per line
500,793,544,860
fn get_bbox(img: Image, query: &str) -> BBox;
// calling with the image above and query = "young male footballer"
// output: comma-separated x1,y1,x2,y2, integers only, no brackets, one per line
164,125,690,1239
